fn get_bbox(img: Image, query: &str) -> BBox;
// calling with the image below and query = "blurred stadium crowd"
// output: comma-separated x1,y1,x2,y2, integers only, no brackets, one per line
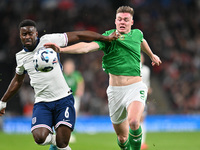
0,0,199,116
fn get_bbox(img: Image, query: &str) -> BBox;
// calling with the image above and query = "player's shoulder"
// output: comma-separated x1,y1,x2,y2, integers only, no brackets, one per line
103,29,116,36
132,29,143,35
40,34,53,40
40,33,65,40
16,49,27,58
15,48,33,64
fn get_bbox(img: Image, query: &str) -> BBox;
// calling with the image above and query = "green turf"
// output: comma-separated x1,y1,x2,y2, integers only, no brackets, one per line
0,131,199,150
146,132,200,150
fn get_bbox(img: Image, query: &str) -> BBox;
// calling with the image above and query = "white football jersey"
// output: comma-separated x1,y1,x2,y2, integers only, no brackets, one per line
16,33,72,103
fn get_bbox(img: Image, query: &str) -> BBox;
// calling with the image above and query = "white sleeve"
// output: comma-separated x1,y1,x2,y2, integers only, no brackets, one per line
43,33,68,47
15,55,25,75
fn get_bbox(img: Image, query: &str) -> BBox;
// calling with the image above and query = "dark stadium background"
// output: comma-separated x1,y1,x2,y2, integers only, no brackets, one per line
0,0,200,133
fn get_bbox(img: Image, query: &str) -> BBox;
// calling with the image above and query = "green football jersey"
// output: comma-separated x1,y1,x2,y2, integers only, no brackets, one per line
95,29,143,76
63,71,83,96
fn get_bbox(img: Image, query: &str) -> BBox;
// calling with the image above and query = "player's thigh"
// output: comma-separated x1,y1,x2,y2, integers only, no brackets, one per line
31,103,54,143
140,106,147,122
31,102,54,131
54,95,76,130
127,101,144,123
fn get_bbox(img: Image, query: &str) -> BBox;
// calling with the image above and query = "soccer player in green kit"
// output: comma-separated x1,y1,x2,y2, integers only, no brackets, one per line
62,58,85,143
45,6,162,150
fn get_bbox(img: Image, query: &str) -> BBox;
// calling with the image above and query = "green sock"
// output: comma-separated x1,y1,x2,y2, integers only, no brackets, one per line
117,138,131,150
129,126,142,150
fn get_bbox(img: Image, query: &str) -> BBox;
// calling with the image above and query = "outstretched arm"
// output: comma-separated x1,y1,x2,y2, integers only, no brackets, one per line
66,31,118,43
44,42,99,54
0,73,25,116
141,39,162,66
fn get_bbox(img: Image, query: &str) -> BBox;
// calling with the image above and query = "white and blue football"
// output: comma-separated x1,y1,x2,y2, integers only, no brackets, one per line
33,48,58,72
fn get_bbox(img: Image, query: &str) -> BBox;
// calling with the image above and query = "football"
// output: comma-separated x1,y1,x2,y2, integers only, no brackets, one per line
33,47,58,72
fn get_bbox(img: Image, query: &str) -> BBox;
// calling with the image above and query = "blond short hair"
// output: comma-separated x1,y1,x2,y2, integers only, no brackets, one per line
116,6,134,17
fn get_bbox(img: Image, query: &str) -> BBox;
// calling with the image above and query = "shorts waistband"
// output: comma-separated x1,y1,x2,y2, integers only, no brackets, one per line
108,81,143,90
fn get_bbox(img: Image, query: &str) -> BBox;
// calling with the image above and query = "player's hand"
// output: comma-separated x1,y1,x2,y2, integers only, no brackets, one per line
0,108,6,116
44,43,61,53
0,101,7,116
108,31,120,42
151,54,162,66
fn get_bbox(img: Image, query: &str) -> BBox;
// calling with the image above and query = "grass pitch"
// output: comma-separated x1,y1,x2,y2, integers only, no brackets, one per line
0,131,199,150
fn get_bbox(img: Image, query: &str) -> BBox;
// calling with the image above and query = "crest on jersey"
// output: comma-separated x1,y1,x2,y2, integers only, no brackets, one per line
119,35,125,40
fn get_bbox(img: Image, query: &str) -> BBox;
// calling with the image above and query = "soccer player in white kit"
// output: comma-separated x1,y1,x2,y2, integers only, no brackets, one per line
0,19,118,150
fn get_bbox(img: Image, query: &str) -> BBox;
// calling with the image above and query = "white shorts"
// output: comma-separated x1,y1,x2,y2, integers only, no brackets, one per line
106,81,148,124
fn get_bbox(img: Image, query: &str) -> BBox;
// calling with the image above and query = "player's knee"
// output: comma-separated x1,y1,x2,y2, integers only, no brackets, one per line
56,135,69,149
34,136,46,145
118,135,128,144
56,125,71,148
33,133,48,145
32,128,51,145
128,118,140,130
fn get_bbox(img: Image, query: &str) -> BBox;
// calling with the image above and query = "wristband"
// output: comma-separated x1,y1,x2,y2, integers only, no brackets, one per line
0,101,7,110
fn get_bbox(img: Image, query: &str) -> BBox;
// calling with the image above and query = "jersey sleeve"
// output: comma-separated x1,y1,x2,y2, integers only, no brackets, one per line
43,33,68,47
94,30,115,51
15,55,26,75
138,29,144,42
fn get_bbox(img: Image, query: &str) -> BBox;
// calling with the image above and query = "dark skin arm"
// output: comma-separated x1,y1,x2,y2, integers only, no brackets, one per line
0,73,25,115
66,31,118,43
48,31,119,52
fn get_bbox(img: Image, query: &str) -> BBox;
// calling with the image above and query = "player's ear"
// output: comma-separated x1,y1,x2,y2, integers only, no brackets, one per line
132,20,134,25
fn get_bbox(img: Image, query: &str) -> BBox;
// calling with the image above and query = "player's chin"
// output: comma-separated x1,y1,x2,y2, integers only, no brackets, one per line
118,28,126,33
24,42,33,47
25,44,32,47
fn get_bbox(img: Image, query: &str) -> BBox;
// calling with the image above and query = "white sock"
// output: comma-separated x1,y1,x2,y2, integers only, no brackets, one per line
40,134,56,146
51,134,56,145
57,145,71,150
141,122,146,144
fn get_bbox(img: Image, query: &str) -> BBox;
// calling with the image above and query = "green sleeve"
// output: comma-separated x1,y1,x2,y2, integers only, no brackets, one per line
93,29,116,51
